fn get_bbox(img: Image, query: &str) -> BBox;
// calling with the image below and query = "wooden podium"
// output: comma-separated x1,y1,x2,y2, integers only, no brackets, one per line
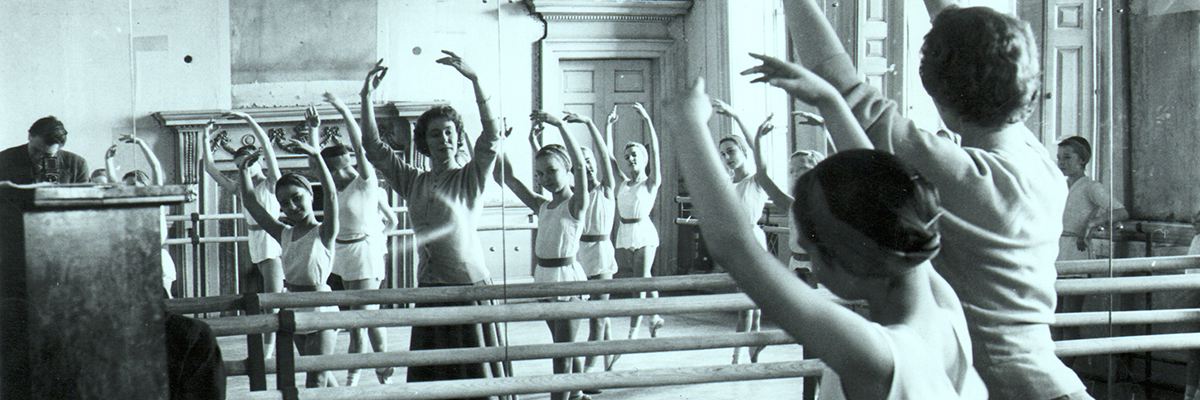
1,185,191,399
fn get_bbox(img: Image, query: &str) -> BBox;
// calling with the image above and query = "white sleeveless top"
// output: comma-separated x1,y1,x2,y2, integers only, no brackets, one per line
579,189,617,276
281,225,334,287
734,175,768,249
336,177,383,240
615,179,659,249
242,179,283,263
536,199,583,259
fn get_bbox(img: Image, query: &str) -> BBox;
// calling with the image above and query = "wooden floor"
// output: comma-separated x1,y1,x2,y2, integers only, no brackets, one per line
219,310,809,399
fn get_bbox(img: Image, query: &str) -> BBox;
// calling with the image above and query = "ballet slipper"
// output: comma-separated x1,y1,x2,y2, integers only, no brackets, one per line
376,366,394,385
649,315,665,338
346,370,360,387
750,345,766,363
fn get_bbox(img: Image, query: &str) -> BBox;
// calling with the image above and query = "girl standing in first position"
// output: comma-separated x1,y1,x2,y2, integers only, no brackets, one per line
500,110,592,400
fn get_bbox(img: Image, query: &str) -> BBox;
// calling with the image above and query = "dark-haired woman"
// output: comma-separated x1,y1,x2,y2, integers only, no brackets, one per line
358,53,502,393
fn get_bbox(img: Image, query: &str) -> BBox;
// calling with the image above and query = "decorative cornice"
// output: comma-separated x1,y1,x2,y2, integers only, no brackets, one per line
152,100,448,128
527,0,692,21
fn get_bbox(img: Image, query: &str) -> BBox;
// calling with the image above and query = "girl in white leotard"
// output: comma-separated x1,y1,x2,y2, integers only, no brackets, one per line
239,107,341,388
500,110,592,400
563,111,619,378
609,103,664,348
201,112,285,357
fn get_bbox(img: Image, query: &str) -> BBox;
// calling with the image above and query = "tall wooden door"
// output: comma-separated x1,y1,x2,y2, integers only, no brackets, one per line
1041,0,1095,152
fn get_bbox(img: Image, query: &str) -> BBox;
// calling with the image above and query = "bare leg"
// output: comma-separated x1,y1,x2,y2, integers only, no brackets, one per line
343,278,390,385
629,246,662,339
257,258,284,359
548,317,584,400
584,273,613,374
734,308,752,364
298,330,340,388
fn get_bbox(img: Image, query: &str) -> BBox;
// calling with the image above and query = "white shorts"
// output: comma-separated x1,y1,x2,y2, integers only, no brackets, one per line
534,262,588,301
578,239,618,277
333,235,385,281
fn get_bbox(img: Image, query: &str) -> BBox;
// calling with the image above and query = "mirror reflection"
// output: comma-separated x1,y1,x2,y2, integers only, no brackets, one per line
4,1,1200,399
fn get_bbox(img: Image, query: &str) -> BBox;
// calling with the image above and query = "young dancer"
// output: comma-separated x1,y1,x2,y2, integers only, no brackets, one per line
500,110,591,400
671,76,986,400
562,112,619,378
751,1,1088,398
609,103,665,343
239,106,340,388
751,120,825,284
201,113,285,355
322,92,399,386
105,133,175,297
712,99,770,364
358,53,503,392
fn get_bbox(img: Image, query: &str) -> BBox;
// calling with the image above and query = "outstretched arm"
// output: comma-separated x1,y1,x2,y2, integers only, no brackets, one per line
565,112,615,195
226,111,281,186
536,111,589,219
377,195,397,234
634,103,662,191
104,144,120,183
783,0,850,74
238,156,286,243
500,152,547,212
750,116,793,209
437,50,501,170
668,76,890,386
744,53,872,151
200,121,238,188
122,134,163,186
326,92,377,182
712,98,756,146
605,106,630,183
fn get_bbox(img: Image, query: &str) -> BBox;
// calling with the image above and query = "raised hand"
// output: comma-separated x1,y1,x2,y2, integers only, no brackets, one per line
607,105,619,125
204,119,217,134
504,126,515,138
756,114,775,139
670,77,713,127
281,137,319,157
742,53,839,105
223,111,252,121
711,98,736,116
362,58,388,96
531,110,563,127
324,92,348,110
305,105,321,131
563,111,591,124
106,144,119,159
632,102,650,118
436,50,477,81
118,133,137,144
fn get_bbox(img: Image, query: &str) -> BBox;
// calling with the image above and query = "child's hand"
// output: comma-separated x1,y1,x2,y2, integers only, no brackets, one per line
743,53,839,105
633,102,650,118
503,126,514,138
531,110,563,127
436,50,477,81
106,144,119,159
711,98,736,116
281,138,319,156
563,112,591,124
204,119,216,134
756,114,775,139
119,133,137,144
668,77,713,127
304,105,321,130
607,105,619,125
223,111,252,121
324,92,348,110
362,59,388,96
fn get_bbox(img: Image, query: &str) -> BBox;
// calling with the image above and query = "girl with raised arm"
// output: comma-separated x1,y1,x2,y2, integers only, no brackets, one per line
499,110,591,400
106,133,175,297
239,106,340,388
609,103,665,344
562,111,618,377
763,0,1087,398
322,92,399,386
358,53,503,391
671,77,985,400
201,114,286,354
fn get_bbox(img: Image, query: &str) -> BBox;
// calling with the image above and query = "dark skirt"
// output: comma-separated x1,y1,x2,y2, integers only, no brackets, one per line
407,282,503,400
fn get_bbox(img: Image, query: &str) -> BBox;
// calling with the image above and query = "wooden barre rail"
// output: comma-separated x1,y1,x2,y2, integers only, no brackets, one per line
227,330,797,375
227,359,827,400
205,293,760,336
256,274,740,309
1055,274,1200,295
1053,308,1200,327
1056,255,1200,275
1055,332,1200,358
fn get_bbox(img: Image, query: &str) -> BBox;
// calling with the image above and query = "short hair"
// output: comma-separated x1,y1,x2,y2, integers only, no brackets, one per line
275,173,313,195
233,145,259,160
717,135,749,154
1058,136,1092,166
123,170,151,186
919,6,1040,128
792,149,941,277
29,116,68,145
789,150,826,174
91,169,108,179
320,144,351,161
413,105,467,157
536,144,572,171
